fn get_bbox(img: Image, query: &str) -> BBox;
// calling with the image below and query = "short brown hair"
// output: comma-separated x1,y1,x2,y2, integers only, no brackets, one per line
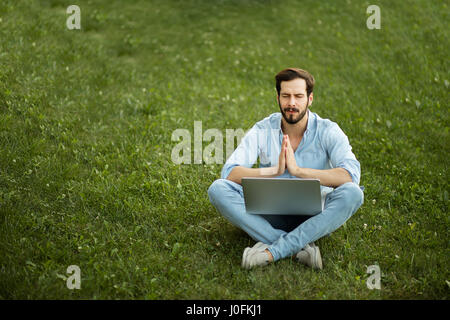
275,68,315,97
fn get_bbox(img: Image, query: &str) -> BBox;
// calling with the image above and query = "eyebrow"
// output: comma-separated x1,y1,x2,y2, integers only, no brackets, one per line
281,93,305,95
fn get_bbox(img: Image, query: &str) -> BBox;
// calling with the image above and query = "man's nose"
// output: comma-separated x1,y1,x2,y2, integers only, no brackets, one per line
288,96,296,106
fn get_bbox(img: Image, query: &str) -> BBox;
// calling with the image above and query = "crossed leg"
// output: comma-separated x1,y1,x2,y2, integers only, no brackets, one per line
208,178,364,262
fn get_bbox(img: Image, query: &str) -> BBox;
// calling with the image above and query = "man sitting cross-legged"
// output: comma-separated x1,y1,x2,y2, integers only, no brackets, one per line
208,68,364,269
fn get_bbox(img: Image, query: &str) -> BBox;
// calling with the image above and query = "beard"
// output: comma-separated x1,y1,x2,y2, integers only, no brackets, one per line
278,98,309,124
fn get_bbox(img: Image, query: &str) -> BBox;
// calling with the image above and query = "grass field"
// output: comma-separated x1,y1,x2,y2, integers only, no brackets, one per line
0,0,448,299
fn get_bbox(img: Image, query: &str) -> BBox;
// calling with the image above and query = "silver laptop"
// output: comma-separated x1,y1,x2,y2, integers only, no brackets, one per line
242,177,323,215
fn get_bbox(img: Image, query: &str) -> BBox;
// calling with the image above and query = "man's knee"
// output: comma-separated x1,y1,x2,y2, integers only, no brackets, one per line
207,179,228,205
319,182,363,234
336,182,364,209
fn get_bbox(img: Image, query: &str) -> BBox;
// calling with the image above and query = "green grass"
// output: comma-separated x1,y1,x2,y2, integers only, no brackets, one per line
0,0,448,299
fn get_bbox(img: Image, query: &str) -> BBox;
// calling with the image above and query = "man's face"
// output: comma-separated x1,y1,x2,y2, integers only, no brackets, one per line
277,78,313,124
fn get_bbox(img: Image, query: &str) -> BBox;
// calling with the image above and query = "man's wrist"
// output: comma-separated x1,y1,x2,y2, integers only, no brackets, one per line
274,165,283,176
259,166,279,177
295,166,303,178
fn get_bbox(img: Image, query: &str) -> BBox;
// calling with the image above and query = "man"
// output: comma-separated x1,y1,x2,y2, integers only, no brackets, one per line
208,68,364,269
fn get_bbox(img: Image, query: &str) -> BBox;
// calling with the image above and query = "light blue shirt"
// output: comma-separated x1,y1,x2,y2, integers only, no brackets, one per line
221,110,361,186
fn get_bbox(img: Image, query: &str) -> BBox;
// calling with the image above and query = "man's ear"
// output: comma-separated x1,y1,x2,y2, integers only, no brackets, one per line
309,93,314,106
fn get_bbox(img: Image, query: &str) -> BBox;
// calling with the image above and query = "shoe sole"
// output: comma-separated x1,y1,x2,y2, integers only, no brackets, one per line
312,244,323,270
253,242,268,251
242,247,251,269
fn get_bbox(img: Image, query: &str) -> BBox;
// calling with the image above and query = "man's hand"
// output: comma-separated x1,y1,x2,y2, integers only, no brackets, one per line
276,135,287,175
276,135,299,176
285,135,299,175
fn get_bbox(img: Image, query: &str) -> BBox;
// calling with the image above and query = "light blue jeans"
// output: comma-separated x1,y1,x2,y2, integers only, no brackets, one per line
208,179,364,261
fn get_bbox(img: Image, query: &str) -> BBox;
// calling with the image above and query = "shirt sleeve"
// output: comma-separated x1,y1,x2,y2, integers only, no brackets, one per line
321,123,361,185
221,125,260,179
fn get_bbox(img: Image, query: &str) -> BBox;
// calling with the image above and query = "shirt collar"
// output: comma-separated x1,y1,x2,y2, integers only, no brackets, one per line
277,109,315,136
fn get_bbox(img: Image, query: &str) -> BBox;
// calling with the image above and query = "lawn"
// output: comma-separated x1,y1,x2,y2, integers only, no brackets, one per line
0,0,448,299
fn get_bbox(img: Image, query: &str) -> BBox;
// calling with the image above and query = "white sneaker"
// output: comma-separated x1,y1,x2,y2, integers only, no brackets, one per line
252,241,269,250
241,243,271,269
296,242,323,270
